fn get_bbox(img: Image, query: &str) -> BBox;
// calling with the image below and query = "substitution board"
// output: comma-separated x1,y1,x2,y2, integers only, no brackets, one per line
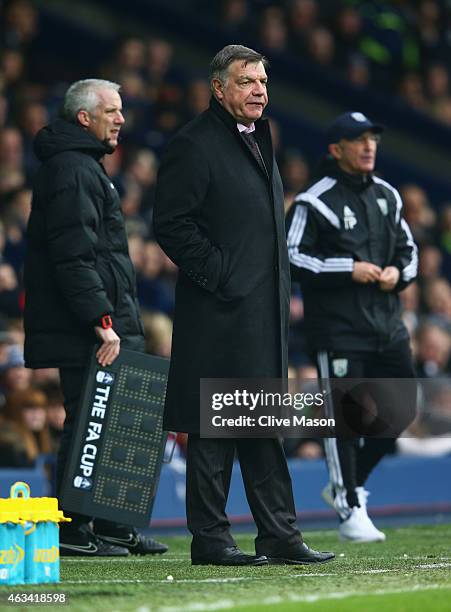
60,349,169,527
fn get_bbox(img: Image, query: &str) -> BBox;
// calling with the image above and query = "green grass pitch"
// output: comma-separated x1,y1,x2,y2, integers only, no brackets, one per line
1,524,451,611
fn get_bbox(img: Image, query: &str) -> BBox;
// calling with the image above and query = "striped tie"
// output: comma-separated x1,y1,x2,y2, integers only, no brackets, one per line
241,132,268,177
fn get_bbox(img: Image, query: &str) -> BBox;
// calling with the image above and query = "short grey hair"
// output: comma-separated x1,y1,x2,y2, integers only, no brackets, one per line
61,79,121,123
210,45,268,91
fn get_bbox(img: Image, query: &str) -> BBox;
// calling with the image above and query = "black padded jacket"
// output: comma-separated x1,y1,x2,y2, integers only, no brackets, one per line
24,119,144,368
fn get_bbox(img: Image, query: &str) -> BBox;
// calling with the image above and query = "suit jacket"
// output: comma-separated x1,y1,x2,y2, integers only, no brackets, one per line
153,97,290,433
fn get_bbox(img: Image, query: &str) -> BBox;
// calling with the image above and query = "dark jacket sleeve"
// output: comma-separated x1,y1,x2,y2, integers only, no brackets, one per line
286,200,354,289
375,182,418,292
153,134,225,293
391,216,419,292
45,165,114,324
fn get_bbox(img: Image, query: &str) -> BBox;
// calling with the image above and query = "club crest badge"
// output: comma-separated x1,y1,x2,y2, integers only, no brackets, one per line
377,198,388,216
332,358,348,377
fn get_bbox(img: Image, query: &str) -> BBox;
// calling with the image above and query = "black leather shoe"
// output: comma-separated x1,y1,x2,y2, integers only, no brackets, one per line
192,546,268,566
95,527,168,555
263,543,335,565
59,524,129,557
60,537,129,557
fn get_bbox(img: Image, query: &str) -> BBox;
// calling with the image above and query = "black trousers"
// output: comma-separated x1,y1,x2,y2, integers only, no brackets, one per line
316,338,417,519
186,435,302,558
57,367,88,530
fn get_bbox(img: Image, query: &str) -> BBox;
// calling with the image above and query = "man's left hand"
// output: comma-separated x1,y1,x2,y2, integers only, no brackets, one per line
379,266,400,291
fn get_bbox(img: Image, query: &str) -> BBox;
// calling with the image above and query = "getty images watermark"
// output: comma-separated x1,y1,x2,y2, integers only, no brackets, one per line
200,378,426,438
210,388,329,426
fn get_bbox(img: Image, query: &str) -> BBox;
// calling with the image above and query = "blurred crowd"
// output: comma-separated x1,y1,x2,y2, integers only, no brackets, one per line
0,0,450,478
200,0,451,126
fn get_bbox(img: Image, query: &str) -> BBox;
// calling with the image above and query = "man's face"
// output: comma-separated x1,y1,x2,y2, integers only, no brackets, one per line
214,60,268,125
329,130,379,174
80,88,125,149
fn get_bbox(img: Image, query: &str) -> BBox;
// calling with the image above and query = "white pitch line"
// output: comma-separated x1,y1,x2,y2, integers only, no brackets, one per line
155,583,450,612
61,562,451,585
63,574,338,585
61,555,451,563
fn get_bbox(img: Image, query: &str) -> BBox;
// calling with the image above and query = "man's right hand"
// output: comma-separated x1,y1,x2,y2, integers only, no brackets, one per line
352,262,382,284
94,327,121,366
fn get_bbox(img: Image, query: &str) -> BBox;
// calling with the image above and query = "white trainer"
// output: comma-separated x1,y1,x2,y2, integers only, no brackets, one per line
339,504,386,543
322,483,386,542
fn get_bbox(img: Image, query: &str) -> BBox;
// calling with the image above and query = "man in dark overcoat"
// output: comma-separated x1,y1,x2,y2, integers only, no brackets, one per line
154,45,334,566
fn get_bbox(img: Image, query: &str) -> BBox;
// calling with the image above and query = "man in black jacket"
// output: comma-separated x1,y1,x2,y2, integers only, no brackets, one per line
154,45,334,566
24,79,167,557
286,112,418,542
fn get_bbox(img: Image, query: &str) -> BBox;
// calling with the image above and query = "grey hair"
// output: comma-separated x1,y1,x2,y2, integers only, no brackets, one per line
61,79,121,123
209,45,268,91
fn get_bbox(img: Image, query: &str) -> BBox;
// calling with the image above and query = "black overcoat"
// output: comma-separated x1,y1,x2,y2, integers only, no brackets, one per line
153,98,290,433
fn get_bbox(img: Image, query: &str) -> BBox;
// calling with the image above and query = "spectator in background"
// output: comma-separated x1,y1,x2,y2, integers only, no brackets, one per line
425,63,450,106
0,263,22,318
184,79,211,122
400,183,437,245
346,54,371,88
400,282,420,338
280,149,310,206
19,101,49,179
37,380,65,454
423,277,451,323
2,0,39,50
31,367,59,386
398,72,428,111
0,387,51,468
220,0,251,38
2,188,31,276
120,148,158,220
0,344,31,399
114,37,147,74
418,244,443,283
146,38,177,95
0,128,25,202
288,0,319,57
142,311,173,358
416,0,442,62
136,241,175,315
415,321,451,378
118,72,153,146
1,48,27,104
307,27,335,67
333,6,363,70
260,7,288,54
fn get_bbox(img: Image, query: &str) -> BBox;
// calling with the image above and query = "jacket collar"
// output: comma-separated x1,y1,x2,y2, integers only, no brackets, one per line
209,96,268,136
208,96,274,181
327,158,374,191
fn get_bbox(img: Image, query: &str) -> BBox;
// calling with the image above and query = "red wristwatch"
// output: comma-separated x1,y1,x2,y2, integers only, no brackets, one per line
100,315,113,330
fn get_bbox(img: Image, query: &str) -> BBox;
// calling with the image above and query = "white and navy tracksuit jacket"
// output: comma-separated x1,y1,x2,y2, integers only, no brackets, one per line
286,161,418,517
286,161,418,353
